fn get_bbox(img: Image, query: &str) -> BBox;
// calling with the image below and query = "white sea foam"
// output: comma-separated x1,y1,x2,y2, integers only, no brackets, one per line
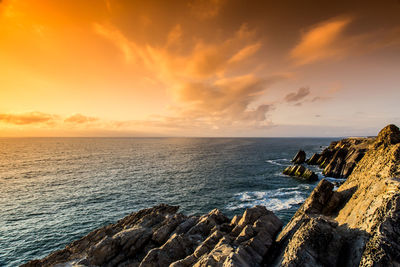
227,185,308,212
265,159,289,166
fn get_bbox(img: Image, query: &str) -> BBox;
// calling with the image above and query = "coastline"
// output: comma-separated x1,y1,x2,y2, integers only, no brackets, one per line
23,124,400,266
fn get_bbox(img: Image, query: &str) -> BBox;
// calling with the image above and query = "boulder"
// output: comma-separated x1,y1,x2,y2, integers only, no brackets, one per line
291,150,306,164
283,165,318,181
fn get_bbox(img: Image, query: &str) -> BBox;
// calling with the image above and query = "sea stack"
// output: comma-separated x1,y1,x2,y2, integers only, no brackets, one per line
282,165,318,181
291,150,306,164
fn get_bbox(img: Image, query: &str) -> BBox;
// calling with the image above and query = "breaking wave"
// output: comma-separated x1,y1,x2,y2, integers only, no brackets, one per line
226,185,310,212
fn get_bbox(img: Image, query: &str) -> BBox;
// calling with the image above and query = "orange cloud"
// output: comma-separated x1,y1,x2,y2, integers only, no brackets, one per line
290,17,352,65
290,17,400,66
93,22,278,129
228,42,262,64
189,0,226,20
0,111,57,125
64,114,98,124
176,74,285,124
166,24,182,47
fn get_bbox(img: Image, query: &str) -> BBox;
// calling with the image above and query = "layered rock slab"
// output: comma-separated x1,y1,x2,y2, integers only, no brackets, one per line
23,205,283,267
291,150,306,164
282,165,318,181
269,124,400,266
306,137,374,178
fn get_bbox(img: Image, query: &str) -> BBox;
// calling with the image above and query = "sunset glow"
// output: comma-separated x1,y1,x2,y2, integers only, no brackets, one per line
1,0,400,137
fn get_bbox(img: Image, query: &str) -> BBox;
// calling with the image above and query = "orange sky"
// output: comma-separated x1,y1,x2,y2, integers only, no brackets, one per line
1,0,400,137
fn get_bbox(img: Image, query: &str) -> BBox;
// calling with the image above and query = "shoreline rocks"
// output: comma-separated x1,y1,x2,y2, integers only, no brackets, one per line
270,124,400,266
306,137,374,178
282,165,318,181
23,124,400,266
291,150,306,164
22,205,283,267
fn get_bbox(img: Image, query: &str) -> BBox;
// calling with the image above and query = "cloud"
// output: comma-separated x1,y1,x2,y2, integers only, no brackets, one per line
228,42,262,63
93,23,136,63
166,24,183,47
0,112,57,125
290,16,400,66
93,22,261,80
284,87,310,102
176,74,285,125
189,0,226,20
311,96,330,102
290,17,352,65
64,114,98,124
93,22,280,130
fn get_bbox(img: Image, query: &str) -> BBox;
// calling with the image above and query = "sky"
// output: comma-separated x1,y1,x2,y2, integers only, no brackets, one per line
1,0,400,137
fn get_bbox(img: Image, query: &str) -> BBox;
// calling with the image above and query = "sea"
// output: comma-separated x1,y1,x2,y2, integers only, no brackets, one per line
0,137,341,266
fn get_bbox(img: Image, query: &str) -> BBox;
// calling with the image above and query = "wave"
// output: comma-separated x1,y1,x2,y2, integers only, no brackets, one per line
265,158,290,166
226,185,309,212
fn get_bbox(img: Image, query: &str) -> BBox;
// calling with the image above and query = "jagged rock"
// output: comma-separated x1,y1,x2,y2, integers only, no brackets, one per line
23,205,282,267
374,124,400,147
269,124,400,266
283,165,318,181
306,153,321,165
292,150,306,164
304,137,374,178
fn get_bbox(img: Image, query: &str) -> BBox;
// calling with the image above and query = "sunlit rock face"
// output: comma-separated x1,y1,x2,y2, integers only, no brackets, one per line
270,124,400,266
282,165,318,181
22,204,282,267
306,137,374,178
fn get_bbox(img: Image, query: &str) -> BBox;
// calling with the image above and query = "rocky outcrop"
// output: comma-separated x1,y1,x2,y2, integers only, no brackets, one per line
23,205,283,267
291,150,306,164
270,124,400,266
23,124,400,266
282,165,318,181
306,137,374,178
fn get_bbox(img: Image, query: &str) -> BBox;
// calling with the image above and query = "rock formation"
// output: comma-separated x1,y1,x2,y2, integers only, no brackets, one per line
291,150,306,164
306,137,374,178
282,165,318,181
22,205,283,267
23,124,400,266
270,124,400,266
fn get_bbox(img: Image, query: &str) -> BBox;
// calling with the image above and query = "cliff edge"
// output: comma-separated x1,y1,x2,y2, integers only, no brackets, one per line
23,124,400,266
271,124,400,266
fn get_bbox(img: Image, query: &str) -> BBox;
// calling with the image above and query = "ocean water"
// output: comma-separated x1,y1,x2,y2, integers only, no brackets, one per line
0,137,337,266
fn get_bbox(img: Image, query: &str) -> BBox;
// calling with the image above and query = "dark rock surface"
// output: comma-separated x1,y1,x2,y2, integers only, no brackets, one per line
291,150,306,164
306,137,374,178
282,165,318,181
22,205,283,267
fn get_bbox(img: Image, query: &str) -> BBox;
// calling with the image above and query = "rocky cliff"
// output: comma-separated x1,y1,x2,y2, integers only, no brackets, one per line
307,136,374,178
270,124,400,266
23,124,400,266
